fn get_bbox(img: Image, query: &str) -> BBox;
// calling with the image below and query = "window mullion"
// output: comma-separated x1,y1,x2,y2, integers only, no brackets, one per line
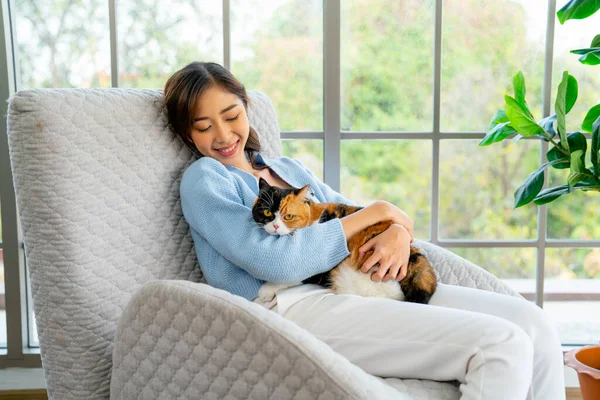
430,0,443,244
0,0,27,360
108,0,119,88
323,0,340,191
223,0,230,70
536,0,557,308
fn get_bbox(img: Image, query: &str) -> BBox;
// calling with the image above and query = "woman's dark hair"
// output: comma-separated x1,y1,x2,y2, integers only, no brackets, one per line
163,61,266,169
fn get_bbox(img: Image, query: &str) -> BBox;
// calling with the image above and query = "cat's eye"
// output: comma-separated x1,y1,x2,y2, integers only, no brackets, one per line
263,210,272,217
283,214,294,221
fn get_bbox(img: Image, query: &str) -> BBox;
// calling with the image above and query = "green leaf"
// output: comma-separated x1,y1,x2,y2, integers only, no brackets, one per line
592,116,600,177
592,34,600,47
555,71,571,152
539,114,557,138
568,172,591,187
567,132,588,154
571,48,600,65
489,109,509,125
545,152,570,169
570,149,586,173
479,122,518,146
546,132,587,170
480,110,518,146
582,104,600,133
513,159,566,208
534,181,600,204
533,185,570,205
567,149,594,189
513,72,527,108
566,75,578,114
557,0,600,24
505,95,547,137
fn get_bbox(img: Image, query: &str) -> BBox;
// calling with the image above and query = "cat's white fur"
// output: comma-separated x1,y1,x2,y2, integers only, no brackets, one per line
258,223,405,305
331,258,404,300
262,211,293,235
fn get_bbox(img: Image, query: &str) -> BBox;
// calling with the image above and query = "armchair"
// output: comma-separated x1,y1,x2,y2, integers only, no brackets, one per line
6,88,521,399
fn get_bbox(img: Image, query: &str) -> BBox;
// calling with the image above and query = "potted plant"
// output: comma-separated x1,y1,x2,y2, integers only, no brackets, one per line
480,1,600,398
480,0,600,208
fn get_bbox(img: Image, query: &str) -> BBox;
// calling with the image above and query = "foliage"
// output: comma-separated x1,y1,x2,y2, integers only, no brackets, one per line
480,0,600,207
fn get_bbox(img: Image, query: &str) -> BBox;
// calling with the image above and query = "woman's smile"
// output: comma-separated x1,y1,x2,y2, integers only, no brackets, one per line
214,140,240,158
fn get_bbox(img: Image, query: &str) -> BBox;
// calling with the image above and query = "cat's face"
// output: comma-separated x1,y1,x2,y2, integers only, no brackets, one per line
252,178,312,235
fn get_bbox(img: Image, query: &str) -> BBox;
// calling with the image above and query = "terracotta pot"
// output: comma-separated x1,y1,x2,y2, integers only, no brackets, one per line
564,345,600,400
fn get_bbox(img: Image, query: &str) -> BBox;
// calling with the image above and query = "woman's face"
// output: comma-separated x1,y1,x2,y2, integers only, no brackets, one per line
190,85,250,169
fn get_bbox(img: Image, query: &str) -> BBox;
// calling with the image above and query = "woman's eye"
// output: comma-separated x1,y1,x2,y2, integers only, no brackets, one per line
197,126,211,133
263,210,272,217
284,214,294,221
226,113,239,122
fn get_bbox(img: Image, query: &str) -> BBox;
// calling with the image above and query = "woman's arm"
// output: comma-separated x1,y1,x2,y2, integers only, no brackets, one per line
341,200,414,242
180,160,351,284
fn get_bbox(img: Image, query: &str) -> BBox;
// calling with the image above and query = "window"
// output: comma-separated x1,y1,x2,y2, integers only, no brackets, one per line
1,1,598,367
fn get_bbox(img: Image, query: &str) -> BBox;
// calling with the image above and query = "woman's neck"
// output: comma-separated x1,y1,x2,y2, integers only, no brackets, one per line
231,155,255,174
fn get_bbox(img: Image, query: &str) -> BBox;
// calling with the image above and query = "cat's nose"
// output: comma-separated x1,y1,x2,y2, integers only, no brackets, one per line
273,224,279,230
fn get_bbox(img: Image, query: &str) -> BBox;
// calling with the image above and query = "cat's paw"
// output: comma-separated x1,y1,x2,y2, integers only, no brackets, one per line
258,282,299,303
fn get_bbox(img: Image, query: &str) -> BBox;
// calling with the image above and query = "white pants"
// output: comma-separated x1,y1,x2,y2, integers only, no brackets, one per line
279,283,565,400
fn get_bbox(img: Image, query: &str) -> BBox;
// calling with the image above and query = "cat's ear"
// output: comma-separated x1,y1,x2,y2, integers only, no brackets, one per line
295,184,311,202
258,177,271,191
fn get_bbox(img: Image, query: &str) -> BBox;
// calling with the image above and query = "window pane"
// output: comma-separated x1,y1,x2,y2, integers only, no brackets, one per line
26,263,39,347
547,140,600,239
281,139,323,181
232,0,323,131
14,0,111,88
441,0,547,131
552,13,600,127
340,140,432,240
452,248,537,295
340,0,434,132
544,248,600,345
118,1,222,88
1,249,5,348
439,139,538,239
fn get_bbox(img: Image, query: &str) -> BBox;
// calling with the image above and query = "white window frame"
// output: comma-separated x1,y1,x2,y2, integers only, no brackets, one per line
1,0,598,368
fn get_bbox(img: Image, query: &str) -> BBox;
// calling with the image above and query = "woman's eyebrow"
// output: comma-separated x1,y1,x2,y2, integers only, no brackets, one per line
194,104,238,121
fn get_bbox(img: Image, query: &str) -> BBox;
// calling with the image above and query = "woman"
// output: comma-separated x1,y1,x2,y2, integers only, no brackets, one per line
165,61,565,400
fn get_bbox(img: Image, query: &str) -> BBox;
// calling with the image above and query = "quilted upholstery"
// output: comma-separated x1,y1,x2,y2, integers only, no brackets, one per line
110,281,410,400
6,88,520,400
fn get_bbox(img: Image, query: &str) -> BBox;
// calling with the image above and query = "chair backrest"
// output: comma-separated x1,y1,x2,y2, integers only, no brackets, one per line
6,88,282,399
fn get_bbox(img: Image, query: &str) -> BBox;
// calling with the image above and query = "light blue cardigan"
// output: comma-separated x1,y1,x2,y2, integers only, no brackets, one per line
180,154,357,301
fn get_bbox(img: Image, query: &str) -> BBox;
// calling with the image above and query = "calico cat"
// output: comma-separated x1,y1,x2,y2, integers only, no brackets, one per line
252,177,437,304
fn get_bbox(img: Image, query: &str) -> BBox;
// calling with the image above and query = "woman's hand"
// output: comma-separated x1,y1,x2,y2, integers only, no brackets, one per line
358,223,412,282
374,201,415,242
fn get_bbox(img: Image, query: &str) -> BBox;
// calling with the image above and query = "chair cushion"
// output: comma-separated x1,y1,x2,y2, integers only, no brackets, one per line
7,88,281,398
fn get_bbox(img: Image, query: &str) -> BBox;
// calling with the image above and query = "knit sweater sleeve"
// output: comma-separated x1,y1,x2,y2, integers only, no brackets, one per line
180,159,351,284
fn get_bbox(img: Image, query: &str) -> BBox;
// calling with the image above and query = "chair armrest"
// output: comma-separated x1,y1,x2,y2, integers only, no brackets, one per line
110,280,412,400
413,240,521,298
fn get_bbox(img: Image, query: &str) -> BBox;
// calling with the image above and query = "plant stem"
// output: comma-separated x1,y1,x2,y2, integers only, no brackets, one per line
550,138,570,156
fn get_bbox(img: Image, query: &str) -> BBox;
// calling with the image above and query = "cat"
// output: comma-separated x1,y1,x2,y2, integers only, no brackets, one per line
252,177,437,304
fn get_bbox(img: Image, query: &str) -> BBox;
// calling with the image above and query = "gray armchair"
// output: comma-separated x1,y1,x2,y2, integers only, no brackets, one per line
6,88,520,399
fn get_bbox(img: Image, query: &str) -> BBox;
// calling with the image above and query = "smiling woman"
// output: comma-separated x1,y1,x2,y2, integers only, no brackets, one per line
190,88,250,164
163,62,267,173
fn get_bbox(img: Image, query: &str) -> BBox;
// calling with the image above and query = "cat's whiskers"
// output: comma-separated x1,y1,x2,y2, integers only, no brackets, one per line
259,191,275,208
